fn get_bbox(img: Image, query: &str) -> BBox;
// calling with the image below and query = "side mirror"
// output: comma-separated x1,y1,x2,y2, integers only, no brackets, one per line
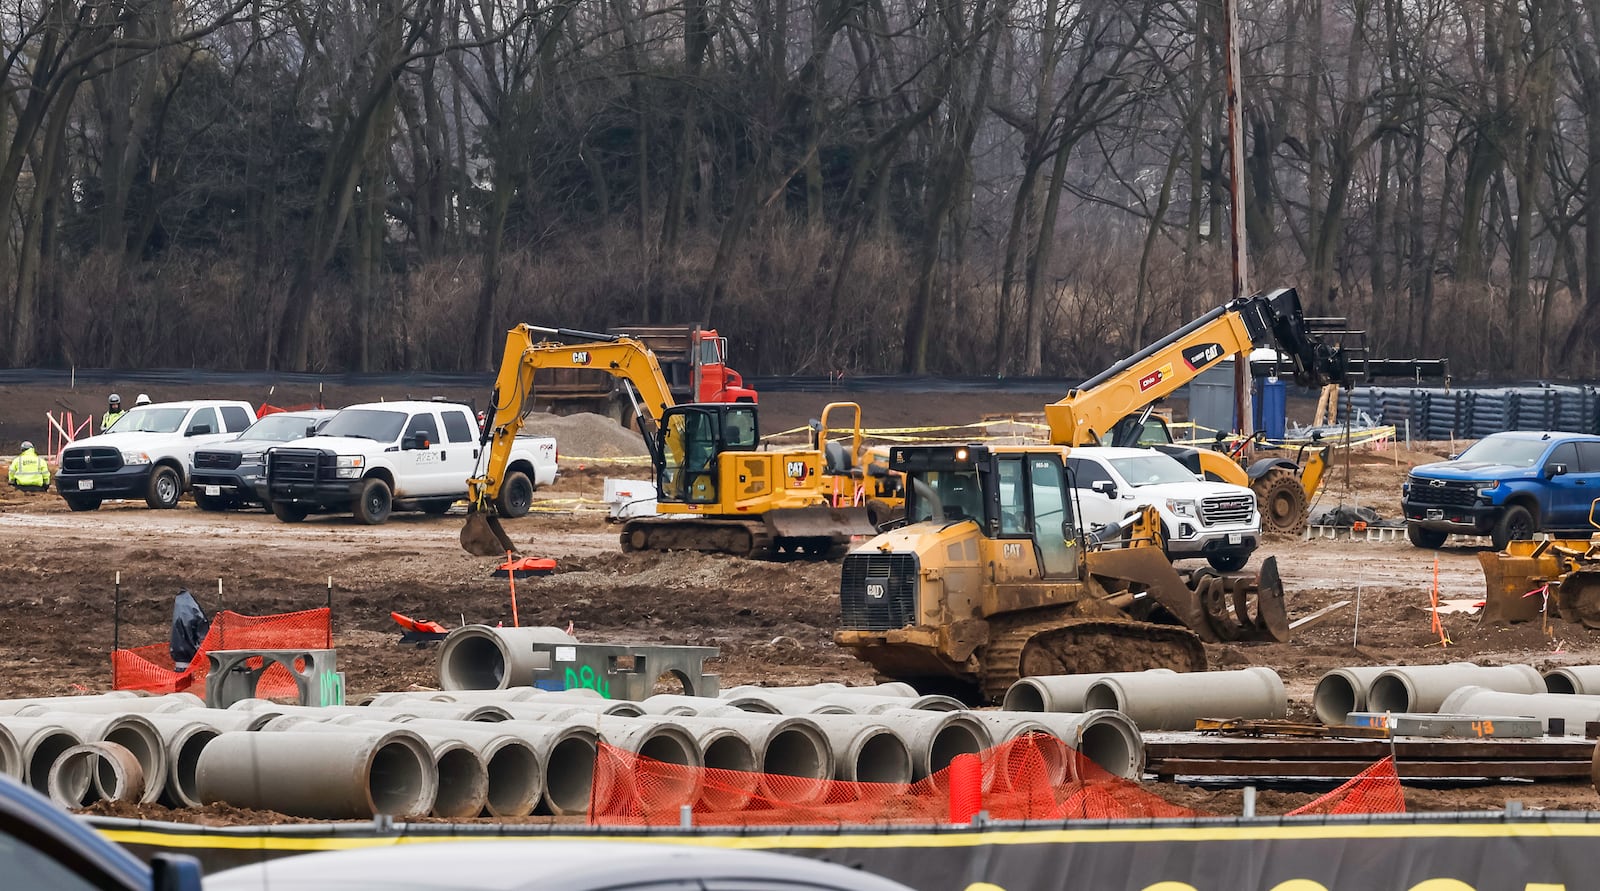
1091,479,1117,498
408,433,431,450
151,853,205,891
306,425,318,437
1546,463,1568,478
185,424,212,436
1447,453,1459,460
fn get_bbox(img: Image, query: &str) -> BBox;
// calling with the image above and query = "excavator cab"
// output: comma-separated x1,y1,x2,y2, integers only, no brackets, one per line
655,403,759,504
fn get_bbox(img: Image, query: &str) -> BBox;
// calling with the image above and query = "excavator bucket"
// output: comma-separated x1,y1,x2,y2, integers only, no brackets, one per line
1478,542,1560,624
461,509,517,557
764,505,880,544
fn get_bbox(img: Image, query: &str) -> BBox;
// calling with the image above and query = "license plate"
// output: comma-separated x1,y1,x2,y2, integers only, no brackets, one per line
1426,509,1443,520
77,480,93,491
203,486,221,496
1227,532,1242,544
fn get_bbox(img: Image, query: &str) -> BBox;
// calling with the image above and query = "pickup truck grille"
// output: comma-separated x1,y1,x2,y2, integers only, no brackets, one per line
268,448,328,484
1407,476,1478,508
1201,494,1254,526
61,447,121,473
194,450,241,471
840,553,919,631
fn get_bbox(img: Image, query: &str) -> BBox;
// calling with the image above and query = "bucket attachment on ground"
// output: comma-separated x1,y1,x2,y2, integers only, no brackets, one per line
461,509,517,557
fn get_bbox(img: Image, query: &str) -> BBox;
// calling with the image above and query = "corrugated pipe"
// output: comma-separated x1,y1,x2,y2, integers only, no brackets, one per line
793,714,913,784
436,625,578,690
0,719,84,795
1003,670,1177,713
197,728,437,819
1084,667,1286,731
1440,687,1600,736
1368,663,1544,713
1543,666,1600,695
874,709,992,779
968,710,1145,781
30,713,168,804
391,718,543,817
15,693,203,716
1312,667,1391,725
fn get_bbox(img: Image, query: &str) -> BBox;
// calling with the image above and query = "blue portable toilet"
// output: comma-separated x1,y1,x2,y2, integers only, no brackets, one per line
1255,376,1287,441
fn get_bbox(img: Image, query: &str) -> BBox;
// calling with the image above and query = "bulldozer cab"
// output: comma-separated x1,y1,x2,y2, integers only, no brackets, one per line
656,403,760,504
893,444,1081,579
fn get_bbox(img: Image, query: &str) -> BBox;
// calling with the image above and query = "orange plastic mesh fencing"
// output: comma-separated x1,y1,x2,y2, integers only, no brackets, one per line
590,734,1409,826
112,607,331,697
1286,755,1407,816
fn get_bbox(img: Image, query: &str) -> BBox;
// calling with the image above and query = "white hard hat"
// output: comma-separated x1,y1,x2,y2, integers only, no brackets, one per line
19,441,31,451
135,394,151,405
108,393,121,404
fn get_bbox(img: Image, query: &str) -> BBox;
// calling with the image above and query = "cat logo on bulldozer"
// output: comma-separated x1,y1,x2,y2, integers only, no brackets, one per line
572,351,591,365
786,460,809,481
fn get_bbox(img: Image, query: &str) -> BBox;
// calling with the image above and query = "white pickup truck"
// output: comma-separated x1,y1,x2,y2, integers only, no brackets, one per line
1066,446,1260,572
262,400,558,525
55,400,257,511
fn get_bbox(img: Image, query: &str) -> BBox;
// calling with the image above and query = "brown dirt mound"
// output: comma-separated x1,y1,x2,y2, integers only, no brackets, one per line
523,412,647,458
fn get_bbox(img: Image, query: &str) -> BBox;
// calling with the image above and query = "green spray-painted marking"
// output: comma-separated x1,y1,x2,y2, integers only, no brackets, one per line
318,671,346,707
564,665,610,698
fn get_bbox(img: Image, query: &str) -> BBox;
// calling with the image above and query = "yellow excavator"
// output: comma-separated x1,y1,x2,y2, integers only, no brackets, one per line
462,324,877,560
833,442,1290,703
1045,287,1348,534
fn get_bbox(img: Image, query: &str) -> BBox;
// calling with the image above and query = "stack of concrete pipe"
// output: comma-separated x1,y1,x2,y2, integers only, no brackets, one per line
1312,663,1547,725
1542,666,1600,695
1004,668,1286,732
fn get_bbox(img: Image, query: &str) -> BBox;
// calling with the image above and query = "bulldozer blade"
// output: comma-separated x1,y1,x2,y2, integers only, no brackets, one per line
1253,556,1290,642
1555,569,1600,629
764,506,879,543
461,511,517,557
1084,547,1217,642
1478,543,1558,625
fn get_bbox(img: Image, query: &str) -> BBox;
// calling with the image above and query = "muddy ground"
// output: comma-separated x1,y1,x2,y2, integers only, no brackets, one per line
1,381,1596,817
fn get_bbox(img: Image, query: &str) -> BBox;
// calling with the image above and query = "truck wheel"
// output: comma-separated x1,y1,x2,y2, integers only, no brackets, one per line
145,466,181,509
1491,505,1535,551
419,500,454,515
63,495,101,512
354,478,393,525
271,501,308,523
495,471,533,519
1251,468,1307,535
1206,550,1250,572
1406,523,1447,549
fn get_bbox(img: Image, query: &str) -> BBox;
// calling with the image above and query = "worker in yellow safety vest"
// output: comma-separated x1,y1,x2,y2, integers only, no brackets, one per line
8,441,50,491
102,393,125,430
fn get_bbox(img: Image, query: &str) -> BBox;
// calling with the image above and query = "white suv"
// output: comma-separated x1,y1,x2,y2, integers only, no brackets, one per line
55,400,256,511
1067,446,1259,571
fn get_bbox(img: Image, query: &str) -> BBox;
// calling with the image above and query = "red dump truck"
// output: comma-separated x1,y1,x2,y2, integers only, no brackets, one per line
531,324,757,424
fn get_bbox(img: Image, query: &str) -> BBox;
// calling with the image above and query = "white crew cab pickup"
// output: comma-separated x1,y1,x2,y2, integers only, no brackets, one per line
1066,446,1259,572
262,400,558,525
55,400,257,511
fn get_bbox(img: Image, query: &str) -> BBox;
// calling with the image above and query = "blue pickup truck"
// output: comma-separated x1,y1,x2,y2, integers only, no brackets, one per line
1403,431,1600,549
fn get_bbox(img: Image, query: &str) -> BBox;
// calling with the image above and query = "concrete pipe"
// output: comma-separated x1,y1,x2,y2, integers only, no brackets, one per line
584,717,704,816
636,695,743,717
793,715,913,785
311,718,488,819
720,683,919,700
968,710,1145,781
198,728,437,818
1543,666,1600,695
137,716,221,809
16,693,203,716
497,702,644,721
31,713,168,804
1002,670,1177,713
436,625,578,690
1440,687,1600,736
721,692,853,716
172,707,279,732
1368,663,1544,714
1084,667,1286,731
485,720,601,817
875,709,993,779
1312,667,1392,725
49,742,144,807
388,718,543,817
0,719,85,796
366,689,548,706
814,693,965,714
639,715,760,811
0,692,142,717
0,721,26,779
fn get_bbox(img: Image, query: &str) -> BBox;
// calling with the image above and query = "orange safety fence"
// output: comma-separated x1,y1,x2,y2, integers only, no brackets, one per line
112,607,331,698
590,735,1406,827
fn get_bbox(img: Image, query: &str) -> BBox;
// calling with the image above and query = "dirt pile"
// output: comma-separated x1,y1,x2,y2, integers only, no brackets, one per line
524,412,647,458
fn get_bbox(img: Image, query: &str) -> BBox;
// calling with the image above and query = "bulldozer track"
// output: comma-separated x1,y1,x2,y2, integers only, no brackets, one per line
979,611,1208,705
619,517,775,559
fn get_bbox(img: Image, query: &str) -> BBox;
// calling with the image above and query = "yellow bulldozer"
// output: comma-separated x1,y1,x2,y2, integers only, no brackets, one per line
833,442,1290,703
1480,513,1600,629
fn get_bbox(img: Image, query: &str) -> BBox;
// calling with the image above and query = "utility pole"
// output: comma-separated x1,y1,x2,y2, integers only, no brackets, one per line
1224,0,1253,444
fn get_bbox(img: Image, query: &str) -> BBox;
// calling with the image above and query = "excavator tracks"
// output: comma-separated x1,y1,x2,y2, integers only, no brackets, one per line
979,611,1208,705
620,517,774,559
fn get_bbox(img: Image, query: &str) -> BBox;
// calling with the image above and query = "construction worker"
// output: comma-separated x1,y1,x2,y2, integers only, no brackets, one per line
8,441,50,491
134,393,151,406
102,394,125,430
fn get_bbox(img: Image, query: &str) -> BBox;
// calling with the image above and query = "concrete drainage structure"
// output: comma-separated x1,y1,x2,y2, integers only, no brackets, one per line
197,727,437,819
1083,667,1286,731
1366,663,1545,714
1312,667,1392,725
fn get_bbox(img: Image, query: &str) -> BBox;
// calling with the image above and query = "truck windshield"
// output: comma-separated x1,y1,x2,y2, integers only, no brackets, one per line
319,410,405,442
909,469,983,523
1456,436,1549,468
109,407,187,433
1109,454,1196,486
240,414,326,442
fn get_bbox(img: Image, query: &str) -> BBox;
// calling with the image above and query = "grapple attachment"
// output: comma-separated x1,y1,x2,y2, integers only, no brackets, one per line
461,508,517,557
1085,545,1290,644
